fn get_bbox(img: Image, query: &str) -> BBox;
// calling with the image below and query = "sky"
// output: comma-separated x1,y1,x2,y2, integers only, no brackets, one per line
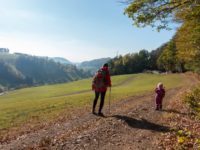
0,0,177,62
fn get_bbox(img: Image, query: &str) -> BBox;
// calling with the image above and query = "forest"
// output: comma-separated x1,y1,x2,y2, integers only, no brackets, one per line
0,52,90,91
108,0,199,75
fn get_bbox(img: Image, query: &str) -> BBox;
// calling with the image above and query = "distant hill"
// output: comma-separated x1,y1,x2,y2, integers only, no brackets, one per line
51,57,72,65
78,58,111,74
0,48,9,53
0,52,91,91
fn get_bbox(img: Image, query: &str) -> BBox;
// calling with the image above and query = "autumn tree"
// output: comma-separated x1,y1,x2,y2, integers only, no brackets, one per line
124,0,199,30
175,4,200,72
157,38,184,72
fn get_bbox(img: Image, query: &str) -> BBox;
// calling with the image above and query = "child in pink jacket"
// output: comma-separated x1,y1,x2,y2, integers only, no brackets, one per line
155,82,165,110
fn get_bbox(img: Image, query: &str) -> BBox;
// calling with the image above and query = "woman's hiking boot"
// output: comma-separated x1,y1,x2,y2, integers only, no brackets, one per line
92,109,96,114
98,112,104,117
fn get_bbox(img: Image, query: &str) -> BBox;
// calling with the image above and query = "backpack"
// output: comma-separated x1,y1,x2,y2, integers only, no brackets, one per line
92,69,107,89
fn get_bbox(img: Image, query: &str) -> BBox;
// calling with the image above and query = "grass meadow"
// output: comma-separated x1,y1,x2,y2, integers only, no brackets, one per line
0,73,186,129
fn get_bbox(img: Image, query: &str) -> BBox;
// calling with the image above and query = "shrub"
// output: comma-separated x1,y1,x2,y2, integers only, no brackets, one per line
184,85,200,118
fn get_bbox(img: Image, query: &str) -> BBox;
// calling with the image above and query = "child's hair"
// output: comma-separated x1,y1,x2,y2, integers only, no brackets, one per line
157,82,163,89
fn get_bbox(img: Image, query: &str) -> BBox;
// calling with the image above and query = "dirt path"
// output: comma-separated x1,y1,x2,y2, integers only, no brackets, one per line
0,74,198,150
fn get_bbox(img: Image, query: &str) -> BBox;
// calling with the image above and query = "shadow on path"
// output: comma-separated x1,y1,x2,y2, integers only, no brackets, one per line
112,115,170,133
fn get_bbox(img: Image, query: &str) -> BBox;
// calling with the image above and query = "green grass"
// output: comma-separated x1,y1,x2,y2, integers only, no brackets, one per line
0,73,187,129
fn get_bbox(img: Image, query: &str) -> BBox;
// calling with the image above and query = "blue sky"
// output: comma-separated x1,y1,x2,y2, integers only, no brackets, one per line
0,0,177,62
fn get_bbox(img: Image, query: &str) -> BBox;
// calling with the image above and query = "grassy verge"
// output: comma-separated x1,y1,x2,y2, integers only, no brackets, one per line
184,85,200,119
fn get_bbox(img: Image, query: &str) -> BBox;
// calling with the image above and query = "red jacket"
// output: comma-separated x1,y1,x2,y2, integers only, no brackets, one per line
92,66,111,92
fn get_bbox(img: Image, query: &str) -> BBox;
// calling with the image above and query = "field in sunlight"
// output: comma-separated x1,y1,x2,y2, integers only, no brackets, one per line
0,73,186,129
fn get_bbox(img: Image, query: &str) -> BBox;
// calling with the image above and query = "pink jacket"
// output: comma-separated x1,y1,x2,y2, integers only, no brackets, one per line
155,87,165,104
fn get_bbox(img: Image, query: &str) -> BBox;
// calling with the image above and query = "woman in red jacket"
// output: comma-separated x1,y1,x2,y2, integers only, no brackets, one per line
92,63,111,116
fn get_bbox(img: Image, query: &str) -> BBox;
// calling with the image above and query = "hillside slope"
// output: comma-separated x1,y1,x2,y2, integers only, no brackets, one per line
0,53,90,90
78,57,111,73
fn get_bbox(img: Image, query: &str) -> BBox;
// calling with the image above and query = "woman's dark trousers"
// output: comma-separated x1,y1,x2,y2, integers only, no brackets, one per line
93,91,106,113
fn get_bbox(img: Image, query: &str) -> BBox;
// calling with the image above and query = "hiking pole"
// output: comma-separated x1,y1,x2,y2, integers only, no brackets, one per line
109,87,111,114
